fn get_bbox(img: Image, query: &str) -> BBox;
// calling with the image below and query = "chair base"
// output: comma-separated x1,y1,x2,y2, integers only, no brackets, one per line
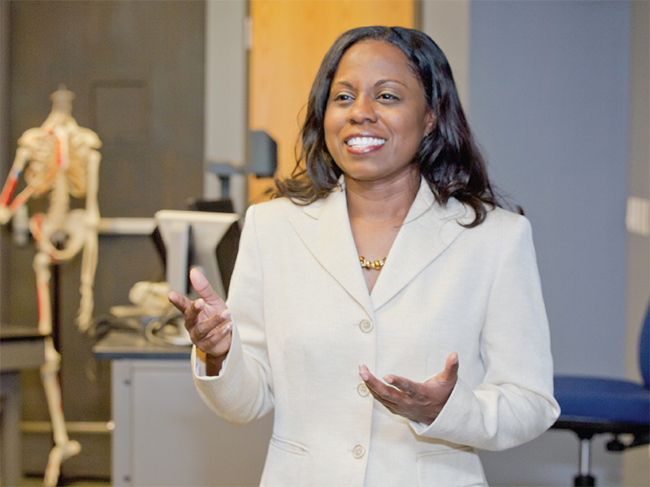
553,417,649,452
552,417,650,486
574,474,595,486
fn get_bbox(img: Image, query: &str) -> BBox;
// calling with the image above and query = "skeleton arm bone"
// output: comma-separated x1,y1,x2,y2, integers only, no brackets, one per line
0,147,35,224
77,150,100,332
83,149,100,225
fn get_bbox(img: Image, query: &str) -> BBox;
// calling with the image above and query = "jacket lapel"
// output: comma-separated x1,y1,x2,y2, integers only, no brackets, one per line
288,181,472,316
288,188,375,318
370,182,470,311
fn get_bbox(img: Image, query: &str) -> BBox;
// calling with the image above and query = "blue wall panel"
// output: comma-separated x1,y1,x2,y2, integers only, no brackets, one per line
469,0,629,378
468,2,630,484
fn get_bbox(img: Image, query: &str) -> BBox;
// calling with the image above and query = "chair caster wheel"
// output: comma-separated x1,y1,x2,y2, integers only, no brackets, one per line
606,437,626,451
574,474,595,486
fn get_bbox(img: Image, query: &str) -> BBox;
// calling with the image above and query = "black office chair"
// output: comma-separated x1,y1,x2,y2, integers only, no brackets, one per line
552,301,650,486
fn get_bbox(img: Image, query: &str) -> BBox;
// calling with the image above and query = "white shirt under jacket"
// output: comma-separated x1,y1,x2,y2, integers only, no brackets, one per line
192,179,560,487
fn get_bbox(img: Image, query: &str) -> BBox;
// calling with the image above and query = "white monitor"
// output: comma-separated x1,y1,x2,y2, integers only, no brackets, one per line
154,210,239,345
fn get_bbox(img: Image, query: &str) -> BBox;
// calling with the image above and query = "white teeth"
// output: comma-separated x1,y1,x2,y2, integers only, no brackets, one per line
346,137,386,148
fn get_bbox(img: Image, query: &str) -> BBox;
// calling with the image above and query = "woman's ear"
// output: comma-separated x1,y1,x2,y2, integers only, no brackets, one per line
424,107,436,138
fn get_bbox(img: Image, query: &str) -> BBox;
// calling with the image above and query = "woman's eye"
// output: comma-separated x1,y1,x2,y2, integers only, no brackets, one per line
378,93,398,101
333,93,352,102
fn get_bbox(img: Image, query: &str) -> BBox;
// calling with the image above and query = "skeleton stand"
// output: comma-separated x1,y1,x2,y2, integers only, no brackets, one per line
0,87,101,487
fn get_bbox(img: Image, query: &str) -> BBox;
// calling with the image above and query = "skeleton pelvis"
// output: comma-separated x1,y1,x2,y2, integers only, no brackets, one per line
33,209,87,261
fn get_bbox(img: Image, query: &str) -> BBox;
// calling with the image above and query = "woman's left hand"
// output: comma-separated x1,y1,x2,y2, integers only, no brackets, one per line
359,352,458,425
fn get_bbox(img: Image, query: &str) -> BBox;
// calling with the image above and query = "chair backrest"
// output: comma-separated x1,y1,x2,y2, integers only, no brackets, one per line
640,300,650,390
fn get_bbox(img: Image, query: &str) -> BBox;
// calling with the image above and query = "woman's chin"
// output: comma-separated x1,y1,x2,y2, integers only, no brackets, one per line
342,167,419,187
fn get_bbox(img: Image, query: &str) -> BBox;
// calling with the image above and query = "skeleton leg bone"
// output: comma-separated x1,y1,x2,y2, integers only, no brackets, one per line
34,251,81,486
34,251,53,336
77,227,98,333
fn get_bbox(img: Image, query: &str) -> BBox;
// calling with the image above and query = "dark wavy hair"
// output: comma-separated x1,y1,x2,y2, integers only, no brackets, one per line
274,26,501,227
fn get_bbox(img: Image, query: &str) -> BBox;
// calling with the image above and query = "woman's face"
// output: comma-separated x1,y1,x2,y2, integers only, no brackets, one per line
324,40,435,185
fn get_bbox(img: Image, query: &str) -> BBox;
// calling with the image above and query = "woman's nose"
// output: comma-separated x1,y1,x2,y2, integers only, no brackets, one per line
349,96,377,124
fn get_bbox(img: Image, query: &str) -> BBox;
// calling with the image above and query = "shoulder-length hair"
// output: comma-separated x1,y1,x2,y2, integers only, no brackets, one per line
274,25,500,227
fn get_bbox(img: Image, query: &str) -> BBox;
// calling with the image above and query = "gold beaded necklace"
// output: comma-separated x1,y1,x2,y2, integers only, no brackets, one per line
359,256,386,270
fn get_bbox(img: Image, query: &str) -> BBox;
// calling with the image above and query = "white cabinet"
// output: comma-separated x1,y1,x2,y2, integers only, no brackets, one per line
111,358,273,486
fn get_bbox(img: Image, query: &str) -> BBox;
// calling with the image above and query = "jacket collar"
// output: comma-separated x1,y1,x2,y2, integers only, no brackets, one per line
289,179,470,316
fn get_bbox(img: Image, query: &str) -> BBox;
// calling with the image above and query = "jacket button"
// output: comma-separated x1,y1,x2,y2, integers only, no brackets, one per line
352,444,365,459
359,319,373,333
357,382,369,397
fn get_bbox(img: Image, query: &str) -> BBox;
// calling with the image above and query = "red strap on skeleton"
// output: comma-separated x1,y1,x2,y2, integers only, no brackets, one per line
0,167,22,207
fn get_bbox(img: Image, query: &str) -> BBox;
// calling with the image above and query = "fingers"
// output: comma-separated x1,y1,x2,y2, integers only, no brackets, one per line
168,289,230,337
359,365,401,405
190,268,224,306
167,280,232,358
437,352,459,383
168,291,192,314
191,308,233,357
384,374,419,398
169,291,204,328
192,308,231,341
359,366,417,399
360,356,459,425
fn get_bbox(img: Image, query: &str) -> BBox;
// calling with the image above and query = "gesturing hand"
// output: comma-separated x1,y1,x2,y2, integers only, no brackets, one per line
168,269,232,360
358,352,459,425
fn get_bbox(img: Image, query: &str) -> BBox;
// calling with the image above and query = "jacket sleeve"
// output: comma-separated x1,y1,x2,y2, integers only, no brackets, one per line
192,205,274,425
410,215,561,450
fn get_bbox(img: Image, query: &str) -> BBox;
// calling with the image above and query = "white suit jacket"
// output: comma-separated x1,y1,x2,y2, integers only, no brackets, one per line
192,181,560,487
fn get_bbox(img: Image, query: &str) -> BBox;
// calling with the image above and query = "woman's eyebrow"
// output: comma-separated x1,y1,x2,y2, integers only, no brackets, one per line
331,79,407,89
331,80,354,89
375,78,407,88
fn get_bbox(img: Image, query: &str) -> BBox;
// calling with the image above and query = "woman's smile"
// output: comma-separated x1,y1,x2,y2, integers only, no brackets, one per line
344,134,387,154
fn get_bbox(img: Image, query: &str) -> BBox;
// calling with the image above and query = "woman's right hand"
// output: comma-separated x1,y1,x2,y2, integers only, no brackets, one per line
168,268,233,361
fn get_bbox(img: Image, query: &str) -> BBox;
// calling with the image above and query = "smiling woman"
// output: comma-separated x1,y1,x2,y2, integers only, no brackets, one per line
324,41,435,186
276,27,498,229
169,26,560,487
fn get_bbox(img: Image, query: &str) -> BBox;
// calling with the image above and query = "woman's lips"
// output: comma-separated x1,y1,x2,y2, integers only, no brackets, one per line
345,136,386,155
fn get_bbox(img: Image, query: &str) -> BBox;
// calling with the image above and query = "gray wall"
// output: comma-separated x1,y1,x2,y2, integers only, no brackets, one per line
468,1,631,485
204,0,248,216
623,1,650,484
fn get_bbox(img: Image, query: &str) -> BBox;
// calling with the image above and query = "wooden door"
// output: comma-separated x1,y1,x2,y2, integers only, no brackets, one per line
6,0,204,478
248,0,416,202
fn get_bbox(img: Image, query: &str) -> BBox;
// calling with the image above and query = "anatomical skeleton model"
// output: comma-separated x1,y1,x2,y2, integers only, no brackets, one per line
0,86,101,486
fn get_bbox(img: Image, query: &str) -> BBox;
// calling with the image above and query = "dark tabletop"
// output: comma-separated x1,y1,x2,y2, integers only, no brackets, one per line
0,325,46,371
0,325,46,341
93,330,191,360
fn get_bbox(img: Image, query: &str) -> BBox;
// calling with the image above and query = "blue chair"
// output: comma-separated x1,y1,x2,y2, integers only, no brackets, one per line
552,302,649,486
